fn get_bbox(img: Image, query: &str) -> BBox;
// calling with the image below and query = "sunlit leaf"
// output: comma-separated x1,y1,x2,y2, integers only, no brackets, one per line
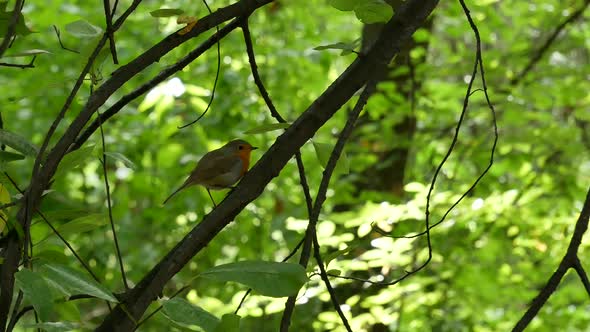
312,141,350,174
327,269,342,276
3,49,51,57
53,145,95,179
0,150,25,162
65,19,102,38
213,314,240,332
22,322,80,332
0,129,38,157
0,183,10,234
162,298,220,332
150,8,185,17
243,123,291,134
0,9,32,36
200,261,308,297
328,0,356,11
15,269,54,321
324,247,355,268
104,151,136,169
39,263,118,302
354,0,394,24
56,213,108,236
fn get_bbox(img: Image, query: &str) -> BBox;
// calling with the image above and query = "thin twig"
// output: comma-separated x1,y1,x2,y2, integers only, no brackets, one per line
26,2,143,239
240,20,319,329
7,291,24,332
111,0,120,19
96,108,129,289
573,257,590,297
177,0,221,129
512,185,590,331
510,0,590,86
71,17,241,152
103,0,119,64
93,2,440,329
52,25,80,53
0,56,36,69
385,0,498,241
0,0,24,57
302,82,378,332
349,0,499,288
3,172,100,284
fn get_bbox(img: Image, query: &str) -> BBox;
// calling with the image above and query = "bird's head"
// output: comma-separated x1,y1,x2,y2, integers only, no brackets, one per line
224,139,258,160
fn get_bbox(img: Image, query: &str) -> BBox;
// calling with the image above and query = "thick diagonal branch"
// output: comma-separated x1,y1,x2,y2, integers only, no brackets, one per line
95,1,439,330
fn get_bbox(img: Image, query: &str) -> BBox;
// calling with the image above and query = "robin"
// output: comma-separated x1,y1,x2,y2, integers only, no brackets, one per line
163,139,258,206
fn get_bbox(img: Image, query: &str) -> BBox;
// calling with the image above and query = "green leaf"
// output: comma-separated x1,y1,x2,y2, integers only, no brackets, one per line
150,8,185,17
314,42,353,51
162,298,220,332
15,269,54,321
328,0,356,11
65,19,102,38
324,247,355,268
53,145,95,179
3,49,51,57
354,0,394,24
104,151,136,169
0,183,10,234
0,129,38,157
22,322,80,332
312,141,350,175
213,314,240,332
314,41,360,56
243,123,291,134
327,269,342,276
57,213,108,237
39,263,118,302
0,150,25,162
35,247,70,265
0,10,33,37
200,261,308,298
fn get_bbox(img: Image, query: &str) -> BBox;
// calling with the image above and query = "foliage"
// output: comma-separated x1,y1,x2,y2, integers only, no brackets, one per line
0,0,589,331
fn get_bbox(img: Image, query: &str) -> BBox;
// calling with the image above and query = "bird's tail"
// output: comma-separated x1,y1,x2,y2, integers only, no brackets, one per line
162,182,190,205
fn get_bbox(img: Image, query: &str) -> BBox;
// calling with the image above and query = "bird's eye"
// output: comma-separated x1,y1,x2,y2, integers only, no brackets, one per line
238,145,244,150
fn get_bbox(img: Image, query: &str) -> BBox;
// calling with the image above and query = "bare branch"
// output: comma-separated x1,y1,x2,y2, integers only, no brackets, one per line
103,0,119,64
92,1,438,330
0,56,36,69
510,0,590,86
96,108,129,290
0,0,24,57
386,0,498,241
308,81,379,332
512,185,590,331
71,17,242,152
573,257,590,298
240,20,315,323
52,25,80,54
178,0,221,129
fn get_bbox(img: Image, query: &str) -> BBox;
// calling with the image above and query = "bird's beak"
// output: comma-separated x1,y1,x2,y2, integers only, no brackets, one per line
251,147,258,150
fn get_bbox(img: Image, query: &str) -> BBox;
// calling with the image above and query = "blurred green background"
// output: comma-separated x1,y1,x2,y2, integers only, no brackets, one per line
1,0,590,331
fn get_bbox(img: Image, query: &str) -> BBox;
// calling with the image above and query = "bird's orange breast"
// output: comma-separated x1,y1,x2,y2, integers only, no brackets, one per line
237,150,252,176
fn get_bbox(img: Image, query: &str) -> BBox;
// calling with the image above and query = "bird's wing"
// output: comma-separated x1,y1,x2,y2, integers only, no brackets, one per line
189,154,243,184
